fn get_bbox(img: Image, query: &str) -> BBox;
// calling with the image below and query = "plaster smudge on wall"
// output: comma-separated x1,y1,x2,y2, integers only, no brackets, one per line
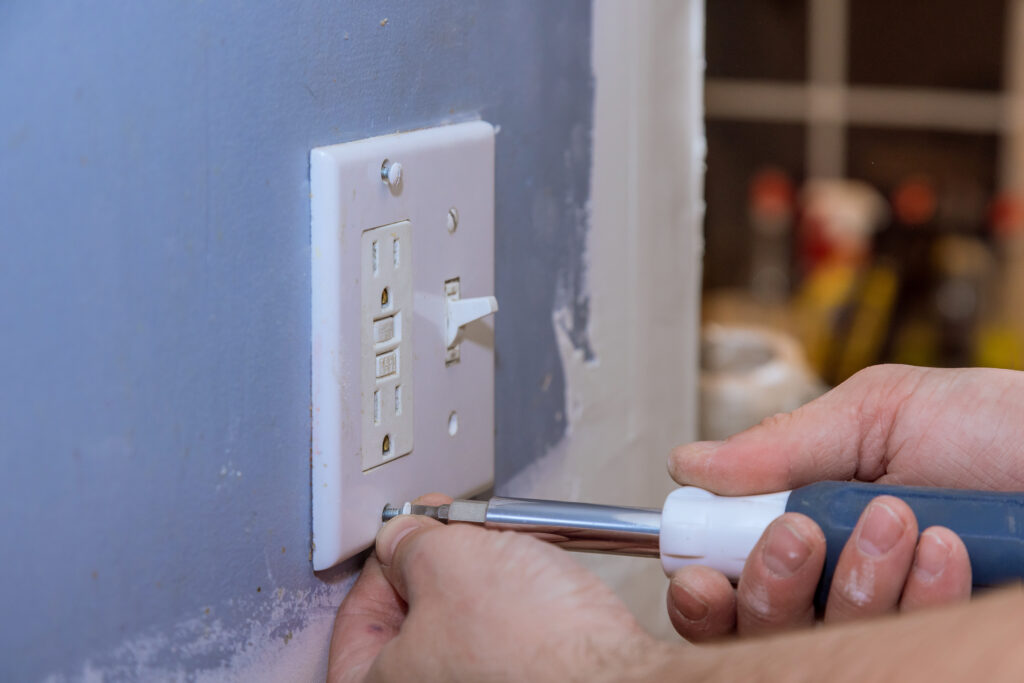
553,121,597,364
42,578,356,683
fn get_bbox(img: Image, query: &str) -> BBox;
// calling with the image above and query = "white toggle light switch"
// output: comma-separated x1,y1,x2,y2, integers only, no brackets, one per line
444,276,499,352
447,296,499,347
443,278,497,364
311,121,497,570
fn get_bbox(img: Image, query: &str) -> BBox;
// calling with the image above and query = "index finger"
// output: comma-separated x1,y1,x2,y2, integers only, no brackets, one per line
668,365,924,494
328,493,452,682
328,555,405,683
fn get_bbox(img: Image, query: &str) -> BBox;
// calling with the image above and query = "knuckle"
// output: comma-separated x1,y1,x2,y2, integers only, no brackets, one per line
738,579,782,625
398,524,488,573
830,583,873,615
398,526,442,563
757,412,794,431
830,566,883,614
850,364,925,405
850,363,904,385
441,523,486,549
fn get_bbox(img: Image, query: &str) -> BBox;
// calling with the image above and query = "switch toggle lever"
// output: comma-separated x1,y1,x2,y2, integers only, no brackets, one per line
446,295,498,347
443,278,497,365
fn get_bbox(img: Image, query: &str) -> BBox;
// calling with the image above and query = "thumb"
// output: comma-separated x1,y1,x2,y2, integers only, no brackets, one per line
375,514,447,602
669,365,921,494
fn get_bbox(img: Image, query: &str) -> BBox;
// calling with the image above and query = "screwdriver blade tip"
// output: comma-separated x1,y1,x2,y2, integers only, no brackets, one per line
381,502,448,523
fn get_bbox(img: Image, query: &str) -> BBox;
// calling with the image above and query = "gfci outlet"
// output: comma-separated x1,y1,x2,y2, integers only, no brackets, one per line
360,221,413,472
311,121,497,570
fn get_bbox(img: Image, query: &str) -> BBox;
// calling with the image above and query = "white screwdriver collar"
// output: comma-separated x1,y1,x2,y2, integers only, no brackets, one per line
659,487,791,579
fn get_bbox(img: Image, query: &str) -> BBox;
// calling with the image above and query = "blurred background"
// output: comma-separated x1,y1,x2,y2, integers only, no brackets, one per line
699,0,1024,438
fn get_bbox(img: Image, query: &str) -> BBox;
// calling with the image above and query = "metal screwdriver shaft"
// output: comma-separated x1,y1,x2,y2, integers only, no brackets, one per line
382,497,662,556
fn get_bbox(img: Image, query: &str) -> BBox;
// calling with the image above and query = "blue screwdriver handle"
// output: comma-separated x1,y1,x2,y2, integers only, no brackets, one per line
785,480,1024,611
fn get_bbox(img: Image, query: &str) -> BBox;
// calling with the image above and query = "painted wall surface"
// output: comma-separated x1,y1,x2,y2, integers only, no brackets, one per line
0,2,594,680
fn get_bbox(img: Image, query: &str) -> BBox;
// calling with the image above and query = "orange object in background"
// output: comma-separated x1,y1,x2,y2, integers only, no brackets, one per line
749,167,796,221
891,176,938,227
749,168,796,304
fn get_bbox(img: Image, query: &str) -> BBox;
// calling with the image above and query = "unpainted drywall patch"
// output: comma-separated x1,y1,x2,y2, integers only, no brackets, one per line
500,302,597,501
553,121,596,363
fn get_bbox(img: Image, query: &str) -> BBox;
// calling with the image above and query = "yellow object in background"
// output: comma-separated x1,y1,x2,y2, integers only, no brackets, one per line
833,264,899,383
793,262,858,378
890,319,938,368
975,324,1024,371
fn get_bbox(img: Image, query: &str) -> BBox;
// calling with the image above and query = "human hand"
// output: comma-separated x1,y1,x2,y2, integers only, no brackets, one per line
327,494,671,683
665,365,1024,640
326,493,1024,682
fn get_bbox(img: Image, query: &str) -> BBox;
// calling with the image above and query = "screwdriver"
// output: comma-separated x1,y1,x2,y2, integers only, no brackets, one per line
384,481,1024,607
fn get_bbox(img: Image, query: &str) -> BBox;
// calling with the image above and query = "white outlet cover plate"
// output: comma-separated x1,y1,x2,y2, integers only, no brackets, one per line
311,121,496,570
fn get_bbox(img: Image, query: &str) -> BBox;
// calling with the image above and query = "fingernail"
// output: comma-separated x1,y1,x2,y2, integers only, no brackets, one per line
913,530,951,580
684,441,722,457
670,580,709,621
763,521,813,577
668,441,721,476
376,516,422,566
857,501,906,556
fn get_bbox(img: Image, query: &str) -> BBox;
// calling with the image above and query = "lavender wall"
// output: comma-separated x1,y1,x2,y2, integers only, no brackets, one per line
0,2,593,678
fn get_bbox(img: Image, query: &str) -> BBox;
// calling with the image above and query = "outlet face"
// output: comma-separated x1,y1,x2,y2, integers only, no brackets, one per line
311,121,496,570
361,221,413,471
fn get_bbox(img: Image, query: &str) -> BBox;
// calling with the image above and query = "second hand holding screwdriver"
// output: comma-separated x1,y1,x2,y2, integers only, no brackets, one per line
384,481,1024,608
